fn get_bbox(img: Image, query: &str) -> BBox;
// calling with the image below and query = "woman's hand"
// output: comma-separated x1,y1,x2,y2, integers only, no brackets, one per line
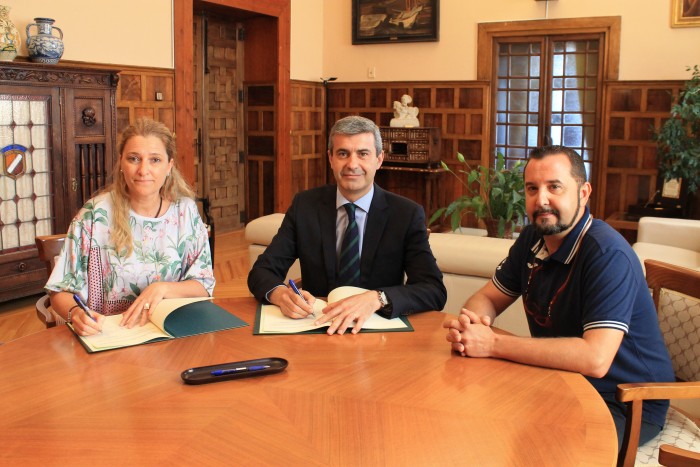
71,308,104,336
120,282,171,328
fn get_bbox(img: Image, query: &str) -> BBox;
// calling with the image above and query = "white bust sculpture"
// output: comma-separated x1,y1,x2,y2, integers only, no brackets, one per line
390,94,420,128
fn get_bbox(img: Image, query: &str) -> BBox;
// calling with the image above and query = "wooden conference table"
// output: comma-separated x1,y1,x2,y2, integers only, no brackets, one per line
0,298,617,466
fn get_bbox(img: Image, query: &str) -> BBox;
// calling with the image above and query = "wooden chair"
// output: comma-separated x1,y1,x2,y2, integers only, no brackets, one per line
616,259,700,466
35,234,67,328
196,196,215,267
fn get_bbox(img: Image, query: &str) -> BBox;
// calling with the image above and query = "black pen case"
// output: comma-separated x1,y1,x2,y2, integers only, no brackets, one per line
181,357,288,384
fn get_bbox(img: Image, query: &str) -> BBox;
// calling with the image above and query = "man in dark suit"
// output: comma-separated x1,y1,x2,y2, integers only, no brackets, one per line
248,116,446,335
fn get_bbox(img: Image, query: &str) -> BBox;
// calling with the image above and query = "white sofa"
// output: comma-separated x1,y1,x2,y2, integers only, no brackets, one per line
245,213,301,283
428,232,528,336
632,217,700,272
245,214,530,336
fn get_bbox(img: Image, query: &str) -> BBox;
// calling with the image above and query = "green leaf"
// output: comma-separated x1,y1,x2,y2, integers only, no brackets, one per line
129,283,141,296
431,149,526,234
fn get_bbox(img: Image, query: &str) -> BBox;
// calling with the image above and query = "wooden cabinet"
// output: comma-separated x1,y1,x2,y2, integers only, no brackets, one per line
379,127,441,166
375,127,445,223
376,166,447,225
0,61,119,302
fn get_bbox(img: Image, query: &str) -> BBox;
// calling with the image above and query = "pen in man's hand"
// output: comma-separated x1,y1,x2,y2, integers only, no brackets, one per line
288,279,316,318
73,294,97,322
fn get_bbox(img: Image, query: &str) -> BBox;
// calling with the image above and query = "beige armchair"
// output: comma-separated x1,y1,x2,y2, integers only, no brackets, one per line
616,260,700,466
244,213,301,287
632,217,700,272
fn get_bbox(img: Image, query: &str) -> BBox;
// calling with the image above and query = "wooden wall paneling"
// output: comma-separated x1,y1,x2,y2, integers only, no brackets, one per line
327,81,490,229
241,13,292,213
290,80,325,196
115,66,176,134
599,81,683,219
245,83,276,220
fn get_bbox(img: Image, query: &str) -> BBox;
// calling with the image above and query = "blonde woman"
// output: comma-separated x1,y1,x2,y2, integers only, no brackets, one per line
46,118,214,336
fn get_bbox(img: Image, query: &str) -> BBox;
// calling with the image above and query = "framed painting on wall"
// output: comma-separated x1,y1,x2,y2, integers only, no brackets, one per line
671,0,700,27
352,0,439,45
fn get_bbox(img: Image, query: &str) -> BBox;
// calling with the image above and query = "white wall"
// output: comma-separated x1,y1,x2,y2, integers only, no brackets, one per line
3,0,173,68
5,1,697,82
319,0,700,82
290,0,325,81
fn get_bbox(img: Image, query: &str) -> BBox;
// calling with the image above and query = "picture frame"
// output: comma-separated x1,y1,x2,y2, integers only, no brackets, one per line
671,0,700,27
352,0,439,45
661,178,682,199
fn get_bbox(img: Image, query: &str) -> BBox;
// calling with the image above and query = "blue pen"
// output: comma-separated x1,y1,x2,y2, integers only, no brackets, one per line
211,365,270,376
73,294,97,322
288,279,316,318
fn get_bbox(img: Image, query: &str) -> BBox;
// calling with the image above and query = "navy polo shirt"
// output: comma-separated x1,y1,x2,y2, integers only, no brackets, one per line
493,207,674,427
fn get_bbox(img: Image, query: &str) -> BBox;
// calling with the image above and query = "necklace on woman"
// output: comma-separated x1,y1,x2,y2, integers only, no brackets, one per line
154,197,163,218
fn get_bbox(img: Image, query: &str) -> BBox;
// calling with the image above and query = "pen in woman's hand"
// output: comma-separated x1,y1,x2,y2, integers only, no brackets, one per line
73,294,97,322
288,279,316,318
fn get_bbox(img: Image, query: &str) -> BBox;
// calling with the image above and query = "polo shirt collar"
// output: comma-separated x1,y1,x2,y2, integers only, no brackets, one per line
530,206,593,264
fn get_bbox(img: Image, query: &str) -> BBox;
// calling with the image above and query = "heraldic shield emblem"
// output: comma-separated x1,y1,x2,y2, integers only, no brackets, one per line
2,144,27,179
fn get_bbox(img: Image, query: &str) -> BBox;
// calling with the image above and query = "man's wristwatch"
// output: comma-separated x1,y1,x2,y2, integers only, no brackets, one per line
376,290,392,317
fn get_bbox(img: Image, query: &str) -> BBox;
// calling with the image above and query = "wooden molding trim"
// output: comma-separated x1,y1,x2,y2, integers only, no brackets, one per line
477,16,621,81
0,61,119,89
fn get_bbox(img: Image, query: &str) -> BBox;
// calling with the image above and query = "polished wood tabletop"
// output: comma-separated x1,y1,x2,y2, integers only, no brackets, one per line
0,298,617,466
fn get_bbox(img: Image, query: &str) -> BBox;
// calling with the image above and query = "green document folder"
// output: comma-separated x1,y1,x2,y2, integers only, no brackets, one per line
70,298,248,353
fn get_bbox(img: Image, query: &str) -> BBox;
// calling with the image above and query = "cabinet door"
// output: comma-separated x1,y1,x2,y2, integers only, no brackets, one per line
0,86,64,301
62,87,116,230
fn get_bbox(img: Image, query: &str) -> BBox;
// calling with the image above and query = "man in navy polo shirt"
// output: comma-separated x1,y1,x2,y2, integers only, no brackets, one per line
443,145,674,450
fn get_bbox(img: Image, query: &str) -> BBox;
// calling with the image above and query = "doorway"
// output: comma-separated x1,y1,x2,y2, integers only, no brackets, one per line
193,11,246,231
174,0,292,229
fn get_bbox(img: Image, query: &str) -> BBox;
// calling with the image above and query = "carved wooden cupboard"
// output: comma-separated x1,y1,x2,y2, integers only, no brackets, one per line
0,61,118,302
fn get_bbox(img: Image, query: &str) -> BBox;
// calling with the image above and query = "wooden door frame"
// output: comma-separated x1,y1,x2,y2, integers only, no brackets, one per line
477,17,621,217
174,0,292,212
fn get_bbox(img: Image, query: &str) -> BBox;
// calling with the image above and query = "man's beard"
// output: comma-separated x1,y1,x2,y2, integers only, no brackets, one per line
532,198,581,235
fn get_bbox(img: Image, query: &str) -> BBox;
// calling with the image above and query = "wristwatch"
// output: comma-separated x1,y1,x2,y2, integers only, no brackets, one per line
376,290,391,316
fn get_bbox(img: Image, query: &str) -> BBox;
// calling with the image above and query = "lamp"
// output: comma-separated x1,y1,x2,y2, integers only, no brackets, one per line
321,76,337,150
321,77,337,184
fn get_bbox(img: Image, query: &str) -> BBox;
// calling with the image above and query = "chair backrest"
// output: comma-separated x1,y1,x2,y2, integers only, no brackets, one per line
195,196,215,266
645,259,700,382
35,234,67,275
34,234,67,328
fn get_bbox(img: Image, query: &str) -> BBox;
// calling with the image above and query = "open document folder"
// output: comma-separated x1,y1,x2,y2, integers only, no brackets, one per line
70,297,248,352
253,286,413,334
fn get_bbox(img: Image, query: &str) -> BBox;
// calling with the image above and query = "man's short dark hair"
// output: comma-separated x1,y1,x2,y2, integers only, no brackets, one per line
526,145,587,186
328,116,383,156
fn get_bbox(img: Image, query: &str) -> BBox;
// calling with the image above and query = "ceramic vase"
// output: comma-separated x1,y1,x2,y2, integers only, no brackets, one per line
0,5,20,62
26,17,64,64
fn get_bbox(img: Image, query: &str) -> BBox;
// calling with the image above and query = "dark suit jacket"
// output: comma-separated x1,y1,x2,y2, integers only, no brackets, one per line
247,184,447,318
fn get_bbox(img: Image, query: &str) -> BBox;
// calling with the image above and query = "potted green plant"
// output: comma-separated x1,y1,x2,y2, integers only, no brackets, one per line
429,152,525,238
653,65,700,209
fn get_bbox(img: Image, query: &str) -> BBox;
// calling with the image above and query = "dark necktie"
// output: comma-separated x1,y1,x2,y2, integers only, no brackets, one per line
338,203,360,286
